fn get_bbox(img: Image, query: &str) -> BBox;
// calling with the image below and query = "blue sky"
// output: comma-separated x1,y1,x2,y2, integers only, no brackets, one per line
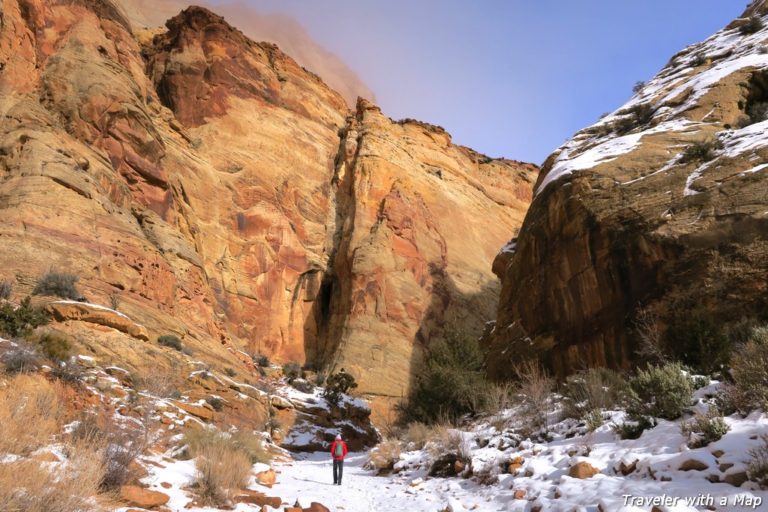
211,1,747,164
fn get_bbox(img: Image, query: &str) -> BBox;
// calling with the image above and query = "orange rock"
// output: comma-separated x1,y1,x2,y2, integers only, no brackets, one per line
255,468,277,487
568,462,600,479
303,503,331,512
119,485,170,508
513,489,526,500
679,459,708,471
160,482,172,489
234,489,281,508
172,400,214,421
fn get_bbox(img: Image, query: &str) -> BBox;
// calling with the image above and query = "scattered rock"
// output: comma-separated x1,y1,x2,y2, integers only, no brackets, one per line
429,453,466,477
618,459,637,476
119,485,170,508
568,462,600,479
233,489,281,508
507,455,524,474
513,489,526,499
679,459,708,471
711,449,725,458
172,400,214,421
303,503,331,512
255,468,277,487
719,462,734,472
160,482,172,489
724,471,748,487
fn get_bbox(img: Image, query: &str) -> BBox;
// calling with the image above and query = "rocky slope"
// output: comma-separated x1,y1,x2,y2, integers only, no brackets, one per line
487,1,768,379
0,0,537,398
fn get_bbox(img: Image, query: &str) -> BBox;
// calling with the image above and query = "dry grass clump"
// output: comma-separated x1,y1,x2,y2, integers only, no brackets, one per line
367,437,402,473
185,429,253,506
0,438,107,512
514,360,555,436
0,373,64,455
403,422,432,450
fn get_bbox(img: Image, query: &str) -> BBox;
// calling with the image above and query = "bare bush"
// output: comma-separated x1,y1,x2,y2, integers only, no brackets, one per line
402,422,431,450
0,280,11,300
634,308,668,364
748,434,768,488
514,360,554,436
367,437,402,473
1,340,43,373
187,429,252,506
481,383,515,416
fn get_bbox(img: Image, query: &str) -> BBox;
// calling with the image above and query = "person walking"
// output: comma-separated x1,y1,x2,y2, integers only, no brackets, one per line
330,433,348,485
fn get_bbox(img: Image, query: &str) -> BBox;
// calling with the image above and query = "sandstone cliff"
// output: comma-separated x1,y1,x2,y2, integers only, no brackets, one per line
0,1,537,397
487,1,768,380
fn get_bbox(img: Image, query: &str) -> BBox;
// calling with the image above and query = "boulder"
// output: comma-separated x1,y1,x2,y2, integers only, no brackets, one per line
679,459,709,471
48,302,149,341
119,485,170,508
568,462,600,479
255,468,277,487
723,471,749,487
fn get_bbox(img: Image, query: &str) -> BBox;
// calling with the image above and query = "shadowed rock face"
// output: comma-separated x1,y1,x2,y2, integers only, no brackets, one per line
0,1,537,397
487,3,768,380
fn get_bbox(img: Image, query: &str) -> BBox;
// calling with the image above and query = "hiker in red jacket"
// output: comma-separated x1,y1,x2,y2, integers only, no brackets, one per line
330,433,348,485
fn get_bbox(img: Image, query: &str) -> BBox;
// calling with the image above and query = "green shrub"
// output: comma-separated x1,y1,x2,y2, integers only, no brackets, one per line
206,397,223,412
725,326,768,413
627,363,693,420
255,354,270,367
32,332,72,362
740,15,765,36
398,330,484,424
614,103,655,134
663,307,730,374
32,272,80,300
0,280,11,300
282,361,302,382
0,297,50,338
561,367,629,420
679,139,723,164
323,368,358,406
681,408,729,448
613,415,656,440
158,335,182,351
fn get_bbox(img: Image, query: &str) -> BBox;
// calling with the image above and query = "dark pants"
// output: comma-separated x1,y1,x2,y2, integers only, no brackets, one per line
333,459,344,484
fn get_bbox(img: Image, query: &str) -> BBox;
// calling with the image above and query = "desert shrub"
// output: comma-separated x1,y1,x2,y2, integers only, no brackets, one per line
561,367,628,420
323,368,358,406
255,354,270,367
157,334,182,351
663,307,730,374
632,81,646,94
185,429,252,505
679,139,723,164
230,430,269,464
724,326,768,413
71,412,146,491
691,52,706,67
1,340,43,373
314,372,327,386
634,308,669,365
615,103,655,134
513,360,555,435
402,422,432,450
109,293,120,311
612,415,656,440
0,296,50,338
206,396,224,411
481,382,514,416
0,440,105,512
290,378,314,393
681,408,729,448
31,331,72,362
32,271,80,300
0,374,64,455
748,434,768,488
627,363,693,420
223,367,237,378
367,437,402,473
282,361,302,381
51,358,84,385
0,279,11,300
585,409,605,432
740,15,765,36
398,330,484,424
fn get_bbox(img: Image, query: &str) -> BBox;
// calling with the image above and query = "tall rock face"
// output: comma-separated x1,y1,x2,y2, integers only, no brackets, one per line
487,2,768,380
0,1,537,397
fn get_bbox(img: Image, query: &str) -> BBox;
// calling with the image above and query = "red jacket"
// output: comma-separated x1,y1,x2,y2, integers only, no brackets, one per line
330,440,348,460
